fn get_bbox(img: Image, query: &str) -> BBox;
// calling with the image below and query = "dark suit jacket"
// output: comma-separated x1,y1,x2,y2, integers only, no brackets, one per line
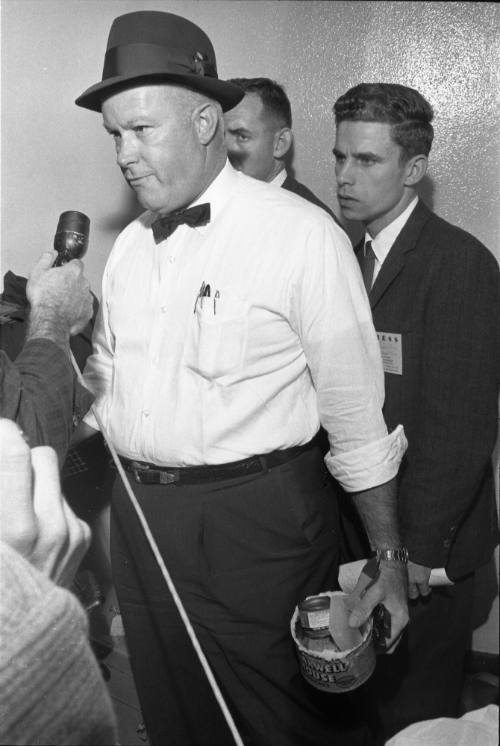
282,174,344,228
358,200,499,579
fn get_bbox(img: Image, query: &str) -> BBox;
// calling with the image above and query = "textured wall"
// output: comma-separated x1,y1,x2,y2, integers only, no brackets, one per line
287,1,500,248
1,0,499,651
1,0,499,288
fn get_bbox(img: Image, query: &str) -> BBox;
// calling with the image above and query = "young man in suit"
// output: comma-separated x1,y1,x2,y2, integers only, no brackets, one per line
333,82,500,743
224,77,341,222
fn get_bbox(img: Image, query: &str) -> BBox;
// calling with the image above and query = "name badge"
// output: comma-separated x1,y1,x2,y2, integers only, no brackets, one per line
376,332,402,375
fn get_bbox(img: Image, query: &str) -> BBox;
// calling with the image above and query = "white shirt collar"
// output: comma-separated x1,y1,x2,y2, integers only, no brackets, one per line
364,197,419,265
270,169,287,187
189,159,239,232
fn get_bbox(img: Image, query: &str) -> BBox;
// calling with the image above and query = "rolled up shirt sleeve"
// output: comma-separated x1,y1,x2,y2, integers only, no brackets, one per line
326,425,407,492
291,219,407,492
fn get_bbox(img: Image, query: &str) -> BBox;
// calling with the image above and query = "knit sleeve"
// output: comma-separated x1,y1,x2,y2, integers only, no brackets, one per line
0,541,118,745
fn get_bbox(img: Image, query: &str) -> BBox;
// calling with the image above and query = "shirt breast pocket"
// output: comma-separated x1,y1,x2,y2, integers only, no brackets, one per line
183,293,248,380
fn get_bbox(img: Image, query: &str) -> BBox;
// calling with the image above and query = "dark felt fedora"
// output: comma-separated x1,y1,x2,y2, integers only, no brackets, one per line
75,11,244,112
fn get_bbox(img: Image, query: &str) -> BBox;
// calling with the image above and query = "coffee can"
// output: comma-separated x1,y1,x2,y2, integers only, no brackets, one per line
291,591,376,693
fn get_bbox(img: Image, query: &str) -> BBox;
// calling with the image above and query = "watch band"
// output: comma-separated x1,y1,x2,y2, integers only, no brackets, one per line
376,547,409,564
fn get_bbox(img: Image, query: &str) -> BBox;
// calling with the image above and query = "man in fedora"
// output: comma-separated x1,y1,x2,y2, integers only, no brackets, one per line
75,11,409,746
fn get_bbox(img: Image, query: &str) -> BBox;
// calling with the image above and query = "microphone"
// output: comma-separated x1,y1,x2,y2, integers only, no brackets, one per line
53,211,90,266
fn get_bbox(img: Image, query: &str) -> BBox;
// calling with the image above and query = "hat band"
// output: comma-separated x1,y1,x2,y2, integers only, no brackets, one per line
102,43,216,81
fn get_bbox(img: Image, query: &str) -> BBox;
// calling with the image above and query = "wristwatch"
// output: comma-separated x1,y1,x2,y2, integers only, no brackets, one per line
376,547,409,564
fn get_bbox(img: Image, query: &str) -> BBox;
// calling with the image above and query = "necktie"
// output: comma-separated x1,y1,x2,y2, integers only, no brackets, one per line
360,240,376,294
152,203,211,244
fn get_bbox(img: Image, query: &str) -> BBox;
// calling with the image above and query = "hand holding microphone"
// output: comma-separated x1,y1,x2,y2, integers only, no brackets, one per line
26,211,93,346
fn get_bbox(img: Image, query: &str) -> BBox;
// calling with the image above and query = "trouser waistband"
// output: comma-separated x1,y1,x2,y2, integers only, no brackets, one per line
118,432,322,485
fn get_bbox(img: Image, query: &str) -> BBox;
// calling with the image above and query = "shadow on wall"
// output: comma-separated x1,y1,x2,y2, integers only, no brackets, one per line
285,140,296,180
101,189,144,233
418,174,435,214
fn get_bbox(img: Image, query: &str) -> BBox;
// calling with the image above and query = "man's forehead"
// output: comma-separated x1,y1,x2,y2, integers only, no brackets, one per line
335,120,395,149
225,92,266,126
102,84,185,120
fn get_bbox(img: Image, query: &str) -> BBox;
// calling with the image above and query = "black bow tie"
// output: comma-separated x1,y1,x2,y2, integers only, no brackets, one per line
151,203,211,244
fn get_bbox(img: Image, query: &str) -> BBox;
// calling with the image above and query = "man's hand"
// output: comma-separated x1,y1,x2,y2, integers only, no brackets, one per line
26,250,93,340
408,559,432,600
347,560,409,653
349,477,410,652
0,418,91,586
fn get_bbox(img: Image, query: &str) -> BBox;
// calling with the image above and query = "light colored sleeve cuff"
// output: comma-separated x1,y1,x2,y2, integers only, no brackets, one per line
325,424,407,492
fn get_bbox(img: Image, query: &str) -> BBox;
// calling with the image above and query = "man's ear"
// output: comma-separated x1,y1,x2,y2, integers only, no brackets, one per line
273,127,293,159
193,102,220,145
404,154,428,187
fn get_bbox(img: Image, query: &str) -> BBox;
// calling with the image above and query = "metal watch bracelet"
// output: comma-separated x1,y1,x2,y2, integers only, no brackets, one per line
375,547,409,563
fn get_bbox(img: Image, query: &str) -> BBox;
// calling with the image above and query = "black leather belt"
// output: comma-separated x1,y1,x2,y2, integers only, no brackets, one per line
118,432,322,485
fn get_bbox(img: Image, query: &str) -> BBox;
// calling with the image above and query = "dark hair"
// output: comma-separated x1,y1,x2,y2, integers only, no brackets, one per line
334,83,434,160
228,77,292,128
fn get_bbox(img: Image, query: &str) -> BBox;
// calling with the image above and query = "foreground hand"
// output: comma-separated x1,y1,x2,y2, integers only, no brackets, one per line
27,250,93,335
0,418,91,586
408,560,432,600
347,560,409,653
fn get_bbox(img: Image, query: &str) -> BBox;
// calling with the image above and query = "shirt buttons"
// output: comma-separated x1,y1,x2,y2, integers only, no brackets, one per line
142,410,150,418
160,306,167,313
168,255,175,263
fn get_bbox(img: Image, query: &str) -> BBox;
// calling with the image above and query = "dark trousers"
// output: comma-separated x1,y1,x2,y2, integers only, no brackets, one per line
110,446,370,746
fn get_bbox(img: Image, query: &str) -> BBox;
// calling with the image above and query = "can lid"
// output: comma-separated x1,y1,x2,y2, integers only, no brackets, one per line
298,596,330,613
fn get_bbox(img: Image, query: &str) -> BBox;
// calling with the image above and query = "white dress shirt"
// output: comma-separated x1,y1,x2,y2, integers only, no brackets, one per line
84,161,406,491
364,197,419,285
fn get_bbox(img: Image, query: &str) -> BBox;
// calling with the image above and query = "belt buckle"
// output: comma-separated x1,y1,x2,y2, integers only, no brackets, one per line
159,471,178,484
128,461,179,485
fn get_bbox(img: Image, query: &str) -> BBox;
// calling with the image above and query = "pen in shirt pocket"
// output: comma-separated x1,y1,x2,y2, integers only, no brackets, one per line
194,281,210,312
193,282,221,314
